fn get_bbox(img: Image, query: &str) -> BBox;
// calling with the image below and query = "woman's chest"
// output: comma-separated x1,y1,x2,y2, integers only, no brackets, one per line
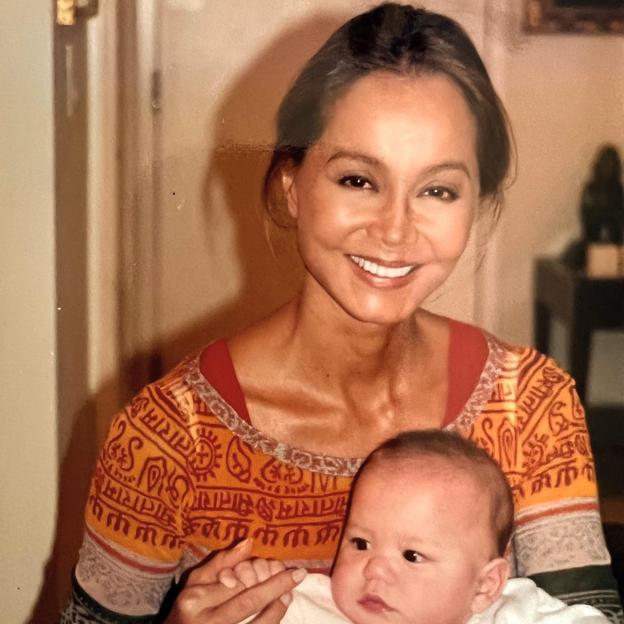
184,418,354,567
244,381,447,458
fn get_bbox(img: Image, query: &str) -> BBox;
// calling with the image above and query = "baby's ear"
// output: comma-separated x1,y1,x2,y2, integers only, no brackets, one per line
471,557,509,614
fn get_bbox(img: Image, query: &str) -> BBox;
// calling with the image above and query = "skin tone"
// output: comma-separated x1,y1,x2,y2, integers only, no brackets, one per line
331,458,508,624
169,70,483,622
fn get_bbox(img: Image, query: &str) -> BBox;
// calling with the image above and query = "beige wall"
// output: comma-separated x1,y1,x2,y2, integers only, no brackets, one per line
477,2,624,402
0,2,58,622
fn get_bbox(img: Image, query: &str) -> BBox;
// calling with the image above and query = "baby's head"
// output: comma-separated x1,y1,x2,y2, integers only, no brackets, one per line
331,430,514,624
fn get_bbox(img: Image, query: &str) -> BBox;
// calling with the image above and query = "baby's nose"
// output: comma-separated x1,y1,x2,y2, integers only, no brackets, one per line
363,555,395,582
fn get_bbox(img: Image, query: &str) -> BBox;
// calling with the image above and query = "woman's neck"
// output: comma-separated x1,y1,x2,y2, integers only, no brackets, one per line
282,286,431,391
229,285,450,451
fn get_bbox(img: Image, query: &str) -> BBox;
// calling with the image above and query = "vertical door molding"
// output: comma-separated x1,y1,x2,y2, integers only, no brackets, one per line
117,1,163,395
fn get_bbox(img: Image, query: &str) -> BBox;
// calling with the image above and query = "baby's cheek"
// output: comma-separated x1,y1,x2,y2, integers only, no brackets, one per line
331,564,355,617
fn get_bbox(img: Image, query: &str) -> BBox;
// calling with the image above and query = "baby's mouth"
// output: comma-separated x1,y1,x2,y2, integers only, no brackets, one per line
358,593,392,613
349,254,417,278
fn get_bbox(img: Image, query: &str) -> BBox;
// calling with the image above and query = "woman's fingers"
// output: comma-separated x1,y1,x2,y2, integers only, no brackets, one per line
166,540,306,624
166,581,246,622
249,598,289,624
198,567,306,624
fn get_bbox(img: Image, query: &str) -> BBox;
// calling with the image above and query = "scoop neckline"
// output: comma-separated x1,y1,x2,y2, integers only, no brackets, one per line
184,329,507,477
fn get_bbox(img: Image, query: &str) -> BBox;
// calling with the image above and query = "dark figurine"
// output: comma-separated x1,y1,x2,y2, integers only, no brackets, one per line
562,144,624,269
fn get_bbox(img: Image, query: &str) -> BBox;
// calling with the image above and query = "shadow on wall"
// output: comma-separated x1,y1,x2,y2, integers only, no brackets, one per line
28,11,348,620
27,395,98,621
157,11,349,371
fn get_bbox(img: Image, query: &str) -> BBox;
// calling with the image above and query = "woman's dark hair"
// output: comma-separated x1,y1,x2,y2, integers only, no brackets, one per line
357,429,515,557
263,2,513,226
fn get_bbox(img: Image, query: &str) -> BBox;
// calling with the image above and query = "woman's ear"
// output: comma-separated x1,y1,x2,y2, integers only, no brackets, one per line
471,557,509,614
280,163,299,219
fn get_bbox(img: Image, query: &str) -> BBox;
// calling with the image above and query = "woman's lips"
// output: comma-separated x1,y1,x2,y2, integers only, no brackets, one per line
358,594,392,613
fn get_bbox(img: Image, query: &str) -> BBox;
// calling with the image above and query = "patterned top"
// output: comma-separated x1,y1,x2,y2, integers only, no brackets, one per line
61,323,623,623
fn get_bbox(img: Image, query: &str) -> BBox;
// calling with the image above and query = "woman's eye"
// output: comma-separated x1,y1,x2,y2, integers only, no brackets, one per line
339,175,373,190
423,186,458,201
402,550,424,563
351,537,370,551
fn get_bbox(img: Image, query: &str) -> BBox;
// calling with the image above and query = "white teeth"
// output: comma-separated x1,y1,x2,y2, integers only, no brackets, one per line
349,255,415,278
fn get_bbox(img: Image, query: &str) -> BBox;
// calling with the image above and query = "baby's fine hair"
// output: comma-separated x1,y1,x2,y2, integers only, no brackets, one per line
360,429,514,557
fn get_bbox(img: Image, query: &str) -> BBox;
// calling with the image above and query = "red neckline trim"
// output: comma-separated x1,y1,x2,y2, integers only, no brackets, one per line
199,339,251,424
199,319,489,431
443,319,489,426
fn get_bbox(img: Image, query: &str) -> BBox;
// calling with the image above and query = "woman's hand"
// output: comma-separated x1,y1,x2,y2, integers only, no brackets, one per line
164,539,307,624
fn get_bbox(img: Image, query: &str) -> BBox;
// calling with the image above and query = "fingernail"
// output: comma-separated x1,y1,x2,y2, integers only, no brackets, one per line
280,592,292,606
291,568,307,583
234,537,253,551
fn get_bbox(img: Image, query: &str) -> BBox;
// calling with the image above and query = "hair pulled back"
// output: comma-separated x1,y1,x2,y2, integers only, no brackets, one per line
264,2,513,226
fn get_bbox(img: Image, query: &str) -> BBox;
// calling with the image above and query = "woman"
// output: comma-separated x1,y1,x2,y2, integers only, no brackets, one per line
61,4,622,623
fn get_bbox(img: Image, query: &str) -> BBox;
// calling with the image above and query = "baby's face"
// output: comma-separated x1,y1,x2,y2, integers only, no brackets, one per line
331,458,497,624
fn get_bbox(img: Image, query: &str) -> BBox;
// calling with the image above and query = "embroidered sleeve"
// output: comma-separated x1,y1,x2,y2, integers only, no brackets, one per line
60,571,160,624
71,372,196,616
508,351,608,576
469,347,622,622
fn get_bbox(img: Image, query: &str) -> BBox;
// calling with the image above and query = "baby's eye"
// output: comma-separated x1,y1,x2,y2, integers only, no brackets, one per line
402,550,424,563
350,537,370,551
339,175,374,190
422,186,458,202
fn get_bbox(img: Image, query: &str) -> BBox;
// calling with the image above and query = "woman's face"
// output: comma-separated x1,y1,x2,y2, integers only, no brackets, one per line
282,71,480,326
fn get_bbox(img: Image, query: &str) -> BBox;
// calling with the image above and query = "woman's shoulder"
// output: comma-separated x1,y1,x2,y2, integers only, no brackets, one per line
134,349,203,407
140,340,234,396
445,317,572,381
114,345,224,438
444,317,580,420
483,329,575,388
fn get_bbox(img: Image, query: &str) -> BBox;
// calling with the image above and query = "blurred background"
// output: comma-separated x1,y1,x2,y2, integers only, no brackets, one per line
1,1,623,621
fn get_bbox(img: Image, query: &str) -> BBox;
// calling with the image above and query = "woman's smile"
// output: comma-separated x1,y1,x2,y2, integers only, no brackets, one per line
348,254,418,286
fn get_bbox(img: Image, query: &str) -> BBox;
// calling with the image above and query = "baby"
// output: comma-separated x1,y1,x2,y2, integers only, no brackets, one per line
220,430,608,624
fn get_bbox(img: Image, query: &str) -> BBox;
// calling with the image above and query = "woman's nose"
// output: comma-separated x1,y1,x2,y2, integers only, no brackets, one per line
363,555,395,583
368,193,418,247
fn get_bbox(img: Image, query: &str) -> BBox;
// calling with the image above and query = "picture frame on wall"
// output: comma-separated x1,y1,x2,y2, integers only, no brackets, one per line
524,0,624,33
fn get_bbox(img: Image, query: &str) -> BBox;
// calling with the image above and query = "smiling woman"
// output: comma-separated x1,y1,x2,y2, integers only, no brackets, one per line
279,72,478,326
60,3,622,624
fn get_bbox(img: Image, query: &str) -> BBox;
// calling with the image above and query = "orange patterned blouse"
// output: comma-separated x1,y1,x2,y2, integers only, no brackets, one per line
64,321,622,623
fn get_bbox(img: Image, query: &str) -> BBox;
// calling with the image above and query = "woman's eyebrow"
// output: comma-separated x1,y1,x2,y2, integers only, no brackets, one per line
421,161,472,179
326,150,382,167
